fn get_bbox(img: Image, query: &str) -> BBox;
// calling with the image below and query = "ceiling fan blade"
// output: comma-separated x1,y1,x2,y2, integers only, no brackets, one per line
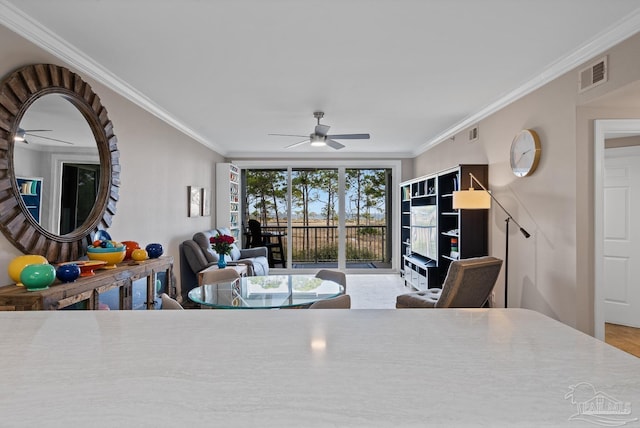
326,133,370,140
268,133,308,138
285,139,310,149
23,129,52,132
315,124,330,136
326,139,345,150
25,133,74,145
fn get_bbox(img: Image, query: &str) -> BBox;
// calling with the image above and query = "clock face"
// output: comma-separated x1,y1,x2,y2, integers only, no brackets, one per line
510,129,541,177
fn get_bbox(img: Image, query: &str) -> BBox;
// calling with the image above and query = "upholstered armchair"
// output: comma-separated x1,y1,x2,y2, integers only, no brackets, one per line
396,256,503,308
179,228,269,303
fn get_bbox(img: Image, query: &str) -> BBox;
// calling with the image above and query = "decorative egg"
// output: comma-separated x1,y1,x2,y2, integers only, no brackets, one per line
21,263,56,291
121,241,141,260
131,248,148,262
56,263,81,283
8,254,49,284
145,243,163,259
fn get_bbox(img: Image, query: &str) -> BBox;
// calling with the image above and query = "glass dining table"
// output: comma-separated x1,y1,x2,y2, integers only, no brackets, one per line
188,274,344,309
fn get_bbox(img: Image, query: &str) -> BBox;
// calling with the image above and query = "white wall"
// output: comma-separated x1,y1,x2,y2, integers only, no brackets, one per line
414,31,640,334
0,25,225,293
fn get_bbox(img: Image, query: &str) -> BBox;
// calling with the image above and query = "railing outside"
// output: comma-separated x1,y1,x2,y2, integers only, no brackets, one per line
260,225,387,264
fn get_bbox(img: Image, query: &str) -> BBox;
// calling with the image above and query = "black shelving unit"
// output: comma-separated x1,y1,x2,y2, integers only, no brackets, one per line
400,164,488,290
436,165,489,284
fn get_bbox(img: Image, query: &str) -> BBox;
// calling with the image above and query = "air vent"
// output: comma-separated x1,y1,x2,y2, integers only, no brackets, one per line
578,56,607,93
468,126,479,142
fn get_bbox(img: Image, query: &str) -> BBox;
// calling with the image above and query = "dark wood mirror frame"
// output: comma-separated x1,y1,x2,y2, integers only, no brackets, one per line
0,64,120,262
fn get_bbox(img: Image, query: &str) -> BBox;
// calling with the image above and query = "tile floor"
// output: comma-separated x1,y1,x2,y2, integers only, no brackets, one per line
346,273,409,309
348,275,640,359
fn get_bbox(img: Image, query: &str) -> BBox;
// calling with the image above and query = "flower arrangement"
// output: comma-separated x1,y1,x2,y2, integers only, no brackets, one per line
210,233,235,256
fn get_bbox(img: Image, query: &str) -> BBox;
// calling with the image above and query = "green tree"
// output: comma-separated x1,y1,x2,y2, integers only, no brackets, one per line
346,169,364,225
245,170,286,226
313,169,338,243
363,169,386,225
291,170,318,256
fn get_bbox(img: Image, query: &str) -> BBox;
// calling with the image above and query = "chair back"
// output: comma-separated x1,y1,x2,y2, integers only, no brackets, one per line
160,293,184,310
435,256,503,308
199,267,241,285
247,219,264,247
315,269,347,293
309,294,351,309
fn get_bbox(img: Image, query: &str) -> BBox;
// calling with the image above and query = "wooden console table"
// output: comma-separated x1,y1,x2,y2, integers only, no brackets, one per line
0,256,174,311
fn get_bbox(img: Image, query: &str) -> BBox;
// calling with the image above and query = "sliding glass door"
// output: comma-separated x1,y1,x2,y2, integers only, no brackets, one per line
290,168,339,268
242,165,393,271
345,168,391,268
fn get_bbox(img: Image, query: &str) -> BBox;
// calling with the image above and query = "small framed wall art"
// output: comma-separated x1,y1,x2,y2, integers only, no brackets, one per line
201,187,210,216
188,186,201,217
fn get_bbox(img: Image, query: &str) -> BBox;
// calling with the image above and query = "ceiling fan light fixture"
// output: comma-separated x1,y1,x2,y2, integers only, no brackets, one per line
276,112,369,150
310,134,326,146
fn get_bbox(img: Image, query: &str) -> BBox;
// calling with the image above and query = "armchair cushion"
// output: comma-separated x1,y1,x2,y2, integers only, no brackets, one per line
215,227,242,260
238,247,268,259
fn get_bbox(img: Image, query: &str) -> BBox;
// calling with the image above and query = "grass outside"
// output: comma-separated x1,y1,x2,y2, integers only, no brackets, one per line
261,219,387,263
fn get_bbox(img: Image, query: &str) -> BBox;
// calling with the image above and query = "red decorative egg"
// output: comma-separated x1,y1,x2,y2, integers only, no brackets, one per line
121,241,141,260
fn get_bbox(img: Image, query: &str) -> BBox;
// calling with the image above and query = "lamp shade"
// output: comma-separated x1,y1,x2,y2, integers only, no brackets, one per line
452,188,491,209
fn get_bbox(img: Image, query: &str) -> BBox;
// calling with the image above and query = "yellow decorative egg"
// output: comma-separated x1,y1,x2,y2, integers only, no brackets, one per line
8,255,49,285
131,248,148,262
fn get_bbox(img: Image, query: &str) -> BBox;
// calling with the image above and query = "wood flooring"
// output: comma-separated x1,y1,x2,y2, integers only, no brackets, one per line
605,323,640,358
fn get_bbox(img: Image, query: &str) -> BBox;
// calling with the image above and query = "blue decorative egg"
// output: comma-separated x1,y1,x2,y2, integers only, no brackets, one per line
56,263,81,283
145,243,163,259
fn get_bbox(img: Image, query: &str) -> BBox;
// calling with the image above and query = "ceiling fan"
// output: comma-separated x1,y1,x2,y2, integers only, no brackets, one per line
14,128,74,145
269,111,370,150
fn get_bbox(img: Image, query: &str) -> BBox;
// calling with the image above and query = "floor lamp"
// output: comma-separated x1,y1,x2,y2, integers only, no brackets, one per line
452,173,530,308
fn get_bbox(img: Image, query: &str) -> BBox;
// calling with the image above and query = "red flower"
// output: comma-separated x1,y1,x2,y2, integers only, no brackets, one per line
210,234,235,255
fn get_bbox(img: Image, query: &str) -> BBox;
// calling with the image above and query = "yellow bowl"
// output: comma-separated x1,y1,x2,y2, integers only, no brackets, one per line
87,247,125,268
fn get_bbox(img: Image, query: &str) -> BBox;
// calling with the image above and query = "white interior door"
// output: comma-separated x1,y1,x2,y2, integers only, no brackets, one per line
603,146,640,328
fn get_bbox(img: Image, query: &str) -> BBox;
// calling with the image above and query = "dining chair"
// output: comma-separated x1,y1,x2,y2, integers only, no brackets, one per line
396,256,503,308
160,293,184,310
309,294,351,309
315,269,347,294
199,267,241,285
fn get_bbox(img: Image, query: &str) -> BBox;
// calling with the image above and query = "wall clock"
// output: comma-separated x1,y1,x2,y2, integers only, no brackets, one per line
510,129,541,177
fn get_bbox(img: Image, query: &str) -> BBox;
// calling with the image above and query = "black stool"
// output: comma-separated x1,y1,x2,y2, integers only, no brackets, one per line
248,219,286,268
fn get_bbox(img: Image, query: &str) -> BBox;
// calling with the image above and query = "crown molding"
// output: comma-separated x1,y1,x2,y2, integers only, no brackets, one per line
414,8,640,156
0,0,225,154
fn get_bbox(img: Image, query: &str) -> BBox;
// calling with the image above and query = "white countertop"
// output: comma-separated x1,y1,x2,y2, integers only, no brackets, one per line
1,309,638,427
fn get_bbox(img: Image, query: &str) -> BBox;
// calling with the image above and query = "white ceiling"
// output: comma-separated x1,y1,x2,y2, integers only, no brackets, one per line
2,0,640,159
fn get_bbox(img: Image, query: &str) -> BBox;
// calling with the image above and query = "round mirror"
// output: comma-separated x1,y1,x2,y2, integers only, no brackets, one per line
0,64,120,263
15,94,99,235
